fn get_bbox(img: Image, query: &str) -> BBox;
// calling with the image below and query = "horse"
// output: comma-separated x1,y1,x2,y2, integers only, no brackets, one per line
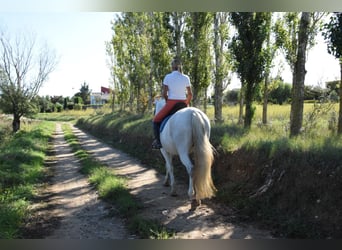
154,98,217,210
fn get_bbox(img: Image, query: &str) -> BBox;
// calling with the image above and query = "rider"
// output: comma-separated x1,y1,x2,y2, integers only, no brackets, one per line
152,57,193,149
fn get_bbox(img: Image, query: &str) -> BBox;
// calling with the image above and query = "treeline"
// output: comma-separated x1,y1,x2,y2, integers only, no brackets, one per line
34,95,82,113
31,79,339,114
225,80,340,105
34,95,107,113
106,12,342,136
35,82,94,112
1,12,341,134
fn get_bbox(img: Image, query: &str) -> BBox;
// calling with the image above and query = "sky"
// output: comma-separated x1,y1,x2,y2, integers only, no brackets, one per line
0,12,340,97
0,12,115,97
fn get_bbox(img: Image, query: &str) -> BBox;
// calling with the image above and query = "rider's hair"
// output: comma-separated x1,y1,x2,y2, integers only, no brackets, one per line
172,57,182,73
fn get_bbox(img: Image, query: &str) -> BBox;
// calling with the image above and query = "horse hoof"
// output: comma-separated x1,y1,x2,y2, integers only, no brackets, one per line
189,199,201,211
170,192,178,197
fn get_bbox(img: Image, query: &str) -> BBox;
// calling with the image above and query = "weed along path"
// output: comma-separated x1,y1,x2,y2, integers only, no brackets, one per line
69,124,273,239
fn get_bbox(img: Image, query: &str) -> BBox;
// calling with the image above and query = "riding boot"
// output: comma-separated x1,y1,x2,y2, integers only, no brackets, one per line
152,122,162,149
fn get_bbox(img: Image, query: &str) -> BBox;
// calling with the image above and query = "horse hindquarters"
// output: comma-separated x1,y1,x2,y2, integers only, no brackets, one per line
160,110,194,198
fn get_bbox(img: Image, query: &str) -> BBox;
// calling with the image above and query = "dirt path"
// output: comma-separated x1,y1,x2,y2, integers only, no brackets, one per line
25,122,273,239
25,123,129,239
71,124,273,239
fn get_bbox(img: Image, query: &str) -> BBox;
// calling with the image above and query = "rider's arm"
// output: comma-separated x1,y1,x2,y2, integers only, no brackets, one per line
162,84,168,101
186,86,192,105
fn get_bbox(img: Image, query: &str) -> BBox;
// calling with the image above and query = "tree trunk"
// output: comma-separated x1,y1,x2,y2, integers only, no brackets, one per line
238,83,244,125
262,74,269,125
213,13,223,124
192,87,200,108
111,90,115,113
290,12,310,137
244,85,254,128
12,114,20,133
338,59,342,134
262,23,272,125
204,89,208,113
192,55,200,108
214,83,223,124
173,12,183,59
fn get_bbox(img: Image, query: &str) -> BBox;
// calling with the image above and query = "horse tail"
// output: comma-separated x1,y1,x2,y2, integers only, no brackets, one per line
191,111,217,200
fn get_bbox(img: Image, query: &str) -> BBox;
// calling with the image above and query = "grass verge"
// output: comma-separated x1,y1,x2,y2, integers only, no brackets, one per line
0,120,55,238
61,123,174,239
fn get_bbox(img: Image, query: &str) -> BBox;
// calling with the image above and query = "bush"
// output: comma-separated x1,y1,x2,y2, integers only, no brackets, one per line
55,102,63,112
74,103,83,110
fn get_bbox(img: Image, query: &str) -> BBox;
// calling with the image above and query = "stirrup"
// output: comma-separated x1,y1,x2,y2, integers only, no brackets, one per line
152,139,162,149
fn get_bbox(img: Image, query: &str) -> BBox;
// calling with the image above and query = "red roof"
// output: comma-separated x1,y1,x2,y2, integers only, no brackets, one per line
101,86,110,94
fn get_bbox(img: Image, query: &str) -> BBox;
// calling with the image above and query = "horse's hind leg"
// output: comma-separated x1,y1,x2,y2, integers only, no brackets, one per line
178,153,195,200
180,155,201,211
161,149,176,196
179,153,202,211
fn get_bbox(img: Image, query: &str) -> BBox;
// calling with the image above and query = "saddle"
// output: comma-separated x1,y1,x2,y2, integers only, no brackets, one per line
160,102,187,133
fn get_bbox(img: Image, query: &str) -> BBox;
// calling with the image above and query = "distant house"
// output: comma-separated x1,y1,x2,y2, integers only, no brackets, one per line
90,86,111,105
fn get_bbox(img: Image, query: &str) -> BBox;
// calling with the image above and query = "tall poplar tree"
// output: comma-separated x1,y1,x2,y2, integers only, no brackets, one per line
184,12,213,108
213,12,232,124
275,12,325,136
164,12,187,59
230,12,271,128
109,14,131,111
290,12,311,136
149,12,172,106
262,13,278,125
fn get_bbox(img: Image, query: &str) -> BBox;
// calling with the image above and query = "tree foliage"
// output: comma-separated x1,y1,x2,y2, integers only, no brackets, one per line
269,81,292,104
74,81,90,105
108,13,172,113
322,13,342,59
322,12,342,133
105,12,337,135
107,12,216,113
183,12,213,107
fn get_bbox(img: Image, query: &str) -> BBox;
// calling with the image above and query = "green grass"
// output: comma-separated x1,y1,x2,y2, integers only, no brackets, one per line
61,123,174,239
34,108,98,122
0,120,55,238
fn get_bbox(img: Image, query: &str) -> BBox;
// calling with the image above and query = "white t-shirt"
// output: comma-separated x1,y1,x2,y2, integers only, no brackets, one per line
163,71,190,100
